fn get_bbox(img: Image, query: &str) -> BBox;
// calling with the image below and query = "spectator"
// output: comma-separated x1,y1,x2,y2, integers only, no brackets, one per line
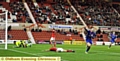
23,28,26,32
8,34,12,39
96,28,101,34
60,29,67,35
8,25,11,31
74,30,78,35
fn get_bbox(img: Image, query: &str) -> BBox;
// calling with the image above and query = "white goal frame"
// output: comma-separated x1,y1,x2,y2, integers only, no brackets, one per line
0,11,8,49
5,11,8,49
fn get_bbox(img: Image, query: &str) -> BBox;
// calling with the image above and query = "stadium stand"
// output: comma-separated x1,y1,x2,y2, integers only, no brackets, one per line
9,1,29,23
0,0,120,44
8,30,28,40
32,30,84,43
71,0,120,26
0,29,5,40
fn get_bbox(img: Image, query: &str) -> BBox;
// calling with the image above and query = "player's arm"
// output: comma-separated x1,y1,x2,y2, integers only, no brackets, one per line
84,27,88,31
115,35,118,42
108,33,111,40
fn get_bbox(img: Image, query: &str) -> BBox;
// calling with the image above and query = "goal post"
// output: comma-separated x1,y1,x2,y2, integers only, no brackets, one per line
0,11,8,50
5,11,8,49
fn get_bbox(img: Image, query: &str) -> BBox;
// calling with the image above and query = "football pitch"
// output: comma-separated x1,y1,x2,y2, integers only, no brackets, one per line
0,44,120,61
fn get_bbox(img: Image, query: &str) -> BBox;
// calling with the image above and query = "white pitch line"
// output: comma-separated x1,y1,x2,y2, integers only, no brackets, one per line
4,49,69,61
7,49,40,56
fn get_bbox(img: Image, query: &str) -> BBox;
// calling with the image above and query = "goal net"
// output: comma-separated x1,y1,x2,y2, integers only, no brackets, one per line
0,11,8,49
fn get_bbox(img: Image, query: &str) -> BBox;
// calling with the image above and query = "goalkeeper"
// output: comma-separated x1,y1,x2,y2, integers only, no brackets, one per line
14,40,32,48
14,40,22,48
25,39,32,47
22,40,32,48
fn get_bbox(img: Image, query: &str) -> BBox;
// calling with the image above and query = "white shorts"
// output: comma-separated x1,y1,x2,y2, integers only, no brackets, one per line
57,48,64,52
50,37,55,41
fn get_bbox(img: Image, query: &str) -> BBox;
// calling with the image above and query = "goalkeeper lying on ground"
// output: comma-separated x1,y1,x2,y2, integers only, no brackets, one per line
13,40,32,48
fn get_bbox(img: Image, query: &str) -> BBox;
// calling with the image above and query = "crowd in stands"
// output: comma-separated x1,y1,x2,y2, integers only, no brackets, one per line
0,14,5,22
72,0,120,26
1,0,118,26
113,4,120,14
51,28,79,36
96,28,104,41
26,0,82,25
9,1,32,23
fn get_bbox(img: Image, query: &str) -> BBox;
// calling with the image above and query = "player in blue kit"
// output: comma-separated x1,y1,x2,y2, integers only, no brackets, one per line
108,31,117,49
84,25,96,54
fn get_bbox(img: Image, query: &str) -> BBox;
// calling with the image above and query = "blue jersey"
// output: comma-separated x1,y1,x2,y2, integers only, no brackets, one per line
85,28,96,44
110,33,117,43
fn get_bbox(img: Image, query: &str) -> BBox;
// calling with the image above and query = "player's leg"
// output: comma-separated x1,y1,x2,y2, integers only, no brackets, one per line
56,48,75,52
66,50,75,52
23,43,26,48
27,43,32,47
50,40,54,47
108,42,113,49
108,43,112,48
46,47,74,53
50,37,56,47
56,48,64,52
50,40,52,45
53,41,56,47
53,37,56,47
50,37,54,47
85,42,92,54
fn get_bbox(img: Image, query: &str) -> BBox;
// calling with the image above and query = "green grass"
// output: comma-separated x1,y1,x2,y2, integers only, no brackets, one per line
0,44,120,61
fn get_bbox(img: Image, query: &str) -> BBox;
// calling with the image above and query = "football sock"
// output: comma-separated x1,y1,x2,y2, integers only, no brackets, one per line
67,50,75,52
54,43,56,47
86,46,91,52
109,44,111,48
